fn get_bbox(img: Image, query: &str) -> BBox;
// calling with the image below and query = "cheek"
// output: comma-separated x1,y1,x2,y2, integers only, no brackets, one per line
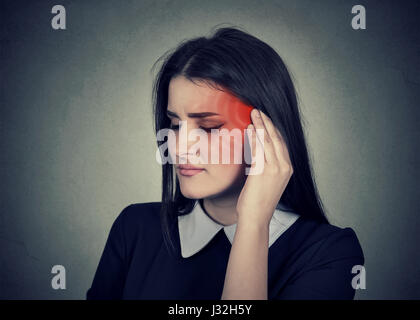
207,133,243,164
167,132,177,161
205,162,244,186
216,100,254,163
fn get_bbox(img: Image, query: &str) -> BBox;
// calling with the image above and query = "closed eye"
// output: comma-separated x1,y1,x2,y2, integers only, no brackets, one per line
169,123,224,132
201,124,224,132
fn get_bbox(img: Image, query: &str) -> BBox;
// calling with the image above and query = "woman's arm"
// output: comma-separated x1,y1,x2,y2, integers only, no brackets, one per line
221,220,269,299
221,109,294,300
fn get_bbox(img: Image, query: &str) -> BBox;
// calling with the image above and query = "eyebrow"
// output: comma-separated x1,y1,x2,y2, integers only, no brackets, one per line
166,110,220,119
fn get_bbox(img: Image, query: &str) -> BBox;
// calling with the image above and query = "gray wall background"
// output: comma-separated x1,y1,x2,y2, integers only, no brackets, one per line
1,0,419,299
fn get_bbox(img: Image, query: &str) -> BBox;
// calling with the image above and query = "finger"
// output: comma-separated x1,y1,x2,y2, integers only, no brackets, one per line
259,111,284,162
246,123,266,175
245,124,257,170
270,123,293,171
273,127,293,168
251,109,275,163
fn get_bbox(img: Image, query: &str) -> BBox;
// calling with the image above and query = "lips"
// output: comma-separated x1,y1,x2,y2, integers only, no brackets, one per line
176,164,205,177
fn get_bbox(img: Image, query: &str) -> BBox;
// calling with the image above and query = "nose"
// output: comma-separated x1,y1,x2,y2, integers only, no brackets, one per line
173,121,203,164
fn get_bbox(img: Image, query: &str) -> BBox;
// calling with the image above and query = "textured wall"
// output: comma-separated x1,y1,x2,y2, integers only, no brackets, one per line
1,0,419,299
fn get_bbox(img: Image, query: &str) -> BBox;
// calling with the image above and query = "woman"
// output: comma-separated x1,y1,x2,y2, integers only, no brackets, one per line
86,27,364,300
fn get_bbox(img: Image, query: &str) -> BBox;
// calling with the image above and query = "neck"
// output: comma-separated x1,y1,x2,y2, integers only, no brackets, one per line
202,193,240,226
201,166,247,226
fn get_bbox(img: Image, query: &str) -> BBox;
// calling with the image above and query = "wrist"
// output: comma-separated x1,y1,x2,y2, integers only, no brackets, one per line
237,218,270,232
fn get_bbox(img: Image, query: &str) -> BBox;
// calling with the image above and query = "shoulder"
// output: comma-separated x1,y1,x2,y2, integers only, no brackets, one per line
274,217,365,299
316,220,363,258
117,202,162,224
111,202,162,242
290,216,365,266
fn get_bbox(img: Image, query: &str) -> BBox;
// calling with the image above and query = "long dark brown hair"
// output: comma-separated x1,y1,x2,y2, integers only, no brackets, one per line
151,26,329,255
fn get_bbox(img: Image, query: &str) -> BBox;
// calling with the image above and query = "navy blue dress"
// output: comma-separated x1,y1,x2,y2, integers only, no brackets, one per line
86,202,364,300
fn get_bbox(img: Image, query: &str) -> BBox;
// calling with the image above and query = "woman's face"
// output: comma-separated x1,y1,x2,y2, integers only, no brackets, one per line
167,76,253,200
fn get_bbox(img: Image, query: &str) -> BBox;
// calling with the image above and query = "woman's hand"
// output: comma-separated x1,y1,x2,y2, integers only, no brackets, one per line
236,108,294,228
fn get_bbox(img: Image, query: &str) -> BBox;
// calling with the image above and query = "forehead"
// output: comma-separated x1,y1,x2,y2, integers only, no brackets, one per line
168,76,235,112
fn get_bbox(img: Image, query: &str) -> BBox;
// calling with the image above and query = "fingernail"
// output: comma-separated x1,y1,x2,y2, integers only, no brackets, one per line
253,109,260,118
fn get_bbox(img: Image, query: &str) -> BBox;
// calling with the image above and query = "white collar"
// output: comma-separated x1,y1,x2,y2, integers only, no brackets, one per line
177,200,300,258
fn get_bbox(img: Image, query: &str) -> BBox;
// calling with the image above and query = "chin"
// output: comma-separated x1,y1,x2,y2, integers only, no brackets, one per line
179,184,210,199
178,180,235,201
178,178,217,199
